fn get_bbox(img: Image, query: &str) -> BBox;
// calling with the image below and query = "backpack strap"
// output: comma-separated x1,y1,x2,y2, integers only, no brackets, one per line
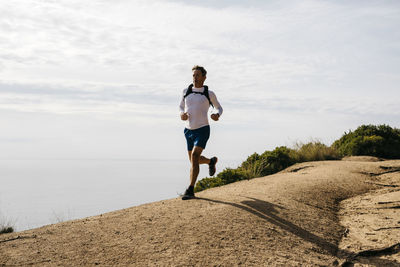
203,85,214,108
183,84,213,107
184,84,193,98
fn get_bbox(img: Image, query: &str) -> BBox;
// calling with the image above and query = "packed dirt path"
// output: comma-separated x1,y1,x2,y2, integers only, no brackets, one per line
1,157,400,266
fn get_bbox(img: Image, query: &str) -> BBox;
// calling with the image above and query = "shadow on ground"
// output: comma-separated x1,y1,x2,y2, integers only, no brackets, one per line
196,197,400,266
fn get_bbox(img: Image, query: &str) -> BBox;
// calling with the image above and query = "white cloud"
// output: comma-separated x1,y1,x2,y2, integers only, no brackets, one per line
2,0,399,93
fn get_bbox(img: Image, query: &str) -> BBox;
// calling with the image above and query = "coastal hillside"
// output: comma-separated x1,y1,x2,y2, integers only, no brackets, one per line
1,157,400,266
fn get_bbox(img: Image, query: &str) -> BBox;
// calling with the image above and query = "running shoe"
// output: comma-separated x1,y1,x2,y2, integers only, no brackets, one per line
182,187,195,200
209,157,218,176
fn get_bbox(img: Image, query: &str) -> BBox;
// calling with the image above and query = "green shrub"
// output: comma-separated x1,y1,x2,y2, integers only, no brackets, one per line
194,168,248,192
217,168,249,184
333,124,400,158
0,213,14,235
196,146,297,192
0,226,14,235
239,146,296,178
239,152,265,178
194,176,224,192
260,146,296,175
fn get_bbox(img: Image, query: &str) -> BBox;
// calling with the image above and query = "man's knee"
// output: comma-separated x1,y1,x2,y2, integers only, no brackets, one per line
191,152,200,161
191,148,202,162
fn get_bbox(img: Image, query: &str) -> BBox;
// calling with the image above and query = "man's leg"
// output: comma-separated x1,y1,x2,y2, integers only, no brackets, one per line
183,147,218,200
187,150,218,181
182,146,205,200
189,146,204,186
187,151,211,165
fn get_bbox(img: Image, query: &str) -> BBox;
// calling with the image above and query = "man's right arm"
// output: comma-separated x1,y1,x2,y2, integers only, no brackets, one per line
179,89,188,120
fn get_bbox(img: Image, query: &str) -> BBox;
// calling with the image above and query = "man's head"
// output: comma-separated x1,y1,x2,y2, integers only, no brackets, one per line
192,65,207,87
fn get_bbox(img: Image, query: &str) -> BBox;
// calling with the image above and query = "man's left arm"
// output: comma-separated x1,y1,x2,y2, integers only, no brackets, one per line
209,91,223,121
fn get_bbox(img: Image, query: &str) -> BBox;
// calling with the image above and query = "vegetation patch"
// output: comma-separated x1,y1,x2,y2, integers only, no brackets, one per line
333,124,400,159
195,141,338,192
0,226,14,235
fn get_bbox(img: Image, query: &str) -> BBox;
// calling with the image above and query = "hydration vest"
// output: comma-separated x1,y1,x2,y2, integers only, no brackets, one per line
183,84,214,107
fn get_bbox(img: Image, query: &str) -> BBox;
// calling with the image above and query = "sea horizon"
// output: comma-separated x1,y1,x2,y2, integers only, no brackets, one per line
0,158,242,232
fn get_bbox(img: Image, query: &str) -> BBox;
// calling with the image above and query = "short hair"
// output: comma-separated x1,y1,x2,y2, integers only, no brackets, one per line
192,65,207,76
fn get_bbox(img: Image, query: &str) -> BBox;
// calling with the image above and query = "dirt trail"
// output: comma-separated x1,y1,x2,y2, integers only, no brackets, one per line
1,158,400,266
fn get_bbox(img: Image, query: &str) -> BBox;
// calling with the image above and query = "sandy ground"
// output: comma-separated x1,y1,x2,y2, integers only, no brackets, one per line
338,158,400,266
1,157,399,266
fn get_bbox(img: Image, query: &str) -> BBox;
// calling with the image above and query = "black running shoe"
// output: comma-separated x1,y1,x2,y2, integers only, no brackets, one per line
209,157,218,176
182,187,195,200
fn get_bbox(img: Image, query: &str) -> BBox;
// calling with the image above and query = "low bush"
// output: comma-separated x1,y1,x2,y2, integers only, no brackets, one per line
293,141,339,162
0,212,15,235
195,168,248,192
196,146,301,192
333,124,400,159
0,226,14,234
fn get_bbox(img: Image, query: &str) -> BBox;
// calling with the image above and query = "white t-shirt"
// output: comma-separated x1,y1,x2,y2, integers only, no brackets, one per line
179,86,223,130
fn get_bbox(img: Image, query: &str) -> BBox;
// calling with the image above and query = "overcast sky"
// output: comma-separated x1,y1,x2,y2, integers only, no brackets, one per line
1,0,399,161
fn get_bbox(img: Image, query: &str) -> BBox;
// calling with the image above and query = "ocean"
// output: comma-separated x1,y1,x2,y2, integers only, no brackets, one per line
0,158,241,231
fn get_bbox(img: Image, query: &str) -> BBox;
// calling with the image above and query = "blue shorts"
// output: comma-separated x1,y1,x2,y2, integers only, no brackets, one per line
184,125,210,151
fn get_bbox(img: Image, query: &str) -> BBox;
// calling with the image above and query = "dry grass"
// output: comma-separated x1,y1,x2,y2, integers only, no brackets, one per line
292,140,339,162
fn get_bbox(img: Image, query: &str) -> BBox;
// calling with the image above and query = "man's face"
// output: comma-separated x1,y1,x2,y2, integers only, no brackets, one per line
193,70,206,86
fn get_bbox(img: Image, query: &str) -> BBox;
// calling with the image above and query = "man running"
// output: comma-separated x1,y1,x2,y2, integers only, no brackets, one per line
179,65,223,200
